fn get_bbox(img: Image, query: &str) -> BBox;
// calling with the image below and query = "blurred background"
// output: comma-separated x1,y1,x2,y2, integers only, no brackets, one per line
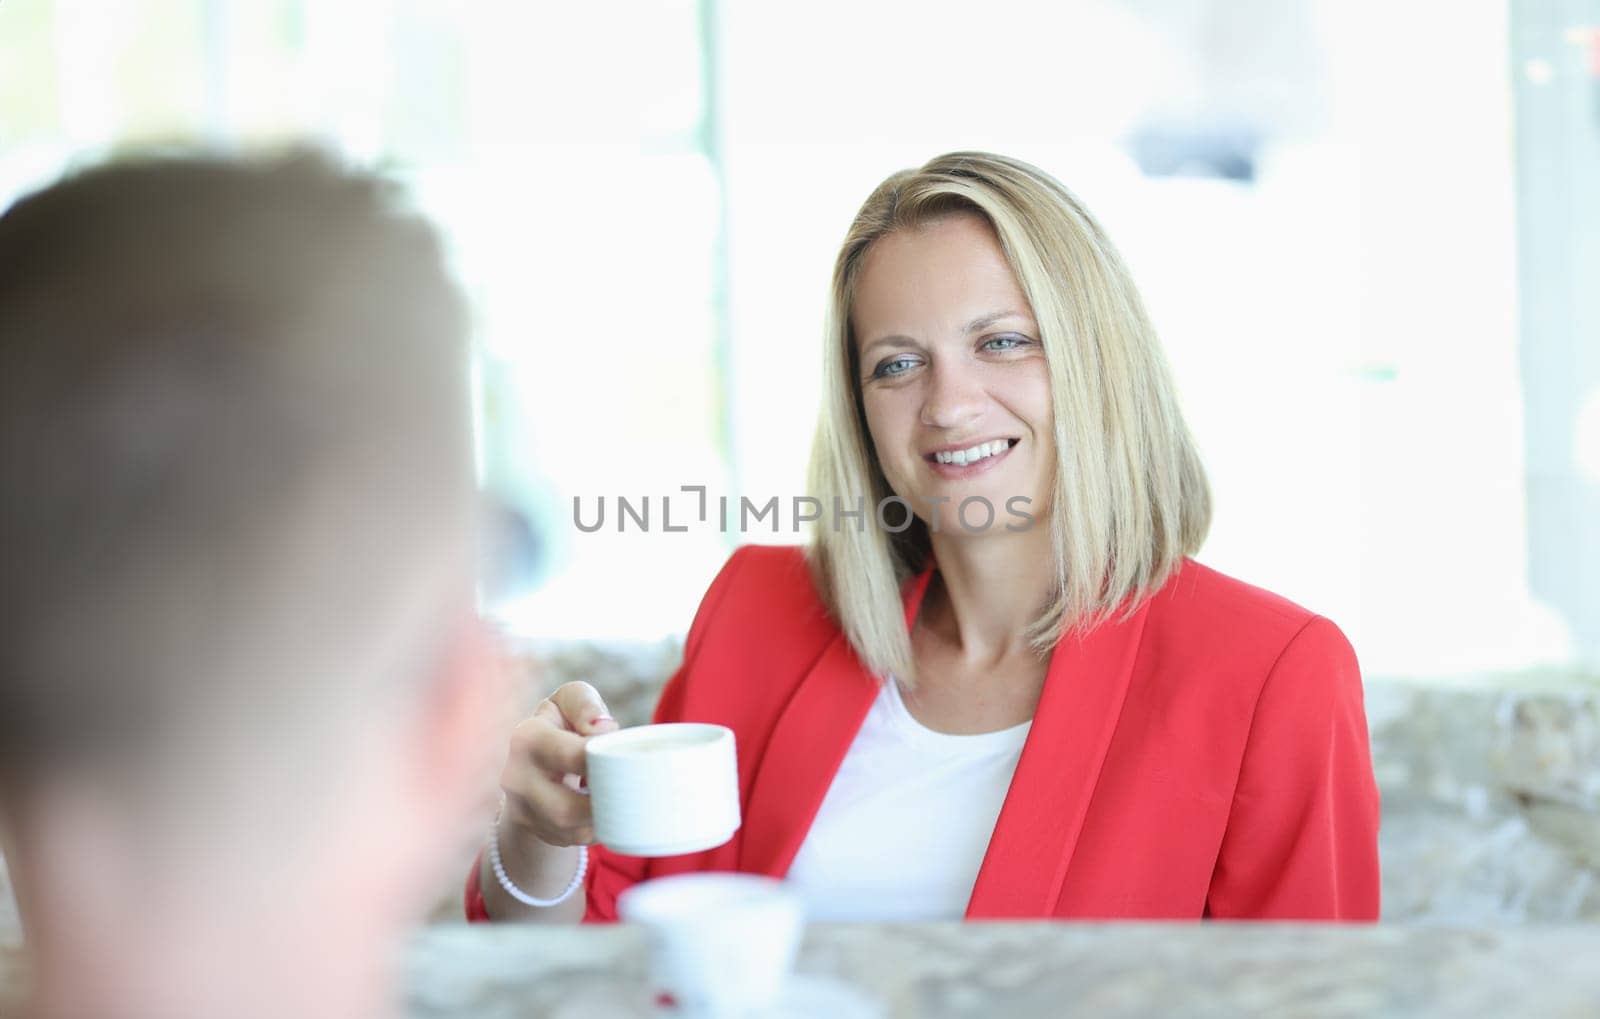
2,1,1599,930
3,0,1595,681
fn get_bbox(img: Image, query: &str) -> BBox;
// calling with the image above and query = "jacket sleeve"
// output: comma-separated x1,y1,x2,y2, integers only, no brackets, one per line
466,547,751,923
1204,615,1382,921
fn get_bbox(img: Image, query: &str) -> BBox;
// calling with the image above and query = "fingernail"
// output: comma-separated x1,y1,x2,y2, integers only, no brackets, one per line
589,715,615,728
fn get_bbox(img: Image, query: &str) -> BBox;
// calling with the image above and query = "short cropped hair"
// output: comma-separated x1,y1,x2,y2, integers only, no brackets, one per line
0,151,475,794
807,151,1212,683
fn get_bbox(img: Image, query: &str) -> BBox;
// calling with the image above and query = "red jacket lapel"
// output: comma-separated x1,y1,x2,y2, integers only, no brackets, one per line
738,559,1150,918
966,597,1154,918
738,565,937,878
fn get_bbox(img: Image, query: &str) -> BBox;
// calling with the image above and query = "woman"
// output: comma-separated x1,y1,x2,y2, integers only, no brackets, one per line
469,152,1381,923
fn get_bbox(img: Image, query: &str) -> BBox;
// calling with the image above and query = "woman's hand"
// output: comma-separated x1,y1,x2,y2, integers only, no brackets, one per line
482,681,618,921
499,680,620,846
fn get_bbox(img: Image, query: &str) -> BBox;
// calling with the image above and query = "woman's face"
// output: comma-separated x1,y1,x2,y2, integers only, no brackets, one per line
853,213,1055,536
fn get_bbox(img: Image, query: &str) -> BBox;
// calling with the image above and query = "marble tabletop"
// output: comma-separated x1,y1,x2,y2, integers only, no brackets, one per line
401,921,1600,1018
5,921,1597,1017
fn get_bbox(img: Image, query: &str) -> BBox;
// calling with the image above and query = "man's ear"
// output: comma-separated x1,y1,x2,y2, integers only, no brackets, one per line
0,810,34,948
407,616,515,840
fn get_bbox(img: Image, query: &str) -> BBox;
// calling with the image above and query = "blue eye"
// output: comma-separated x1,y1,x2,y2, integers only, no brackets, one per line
873,355,919,378
982,334,1029,351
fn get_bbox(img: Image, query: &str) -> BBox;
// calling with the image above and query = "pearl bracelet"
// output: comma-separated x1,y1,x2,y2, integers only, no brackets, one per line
487,808,588,908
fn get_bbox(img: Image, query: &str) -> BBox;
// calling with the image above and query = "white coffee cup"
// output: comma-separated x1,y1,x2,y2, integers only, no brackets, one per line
584,723,740,857
618,872,804,1017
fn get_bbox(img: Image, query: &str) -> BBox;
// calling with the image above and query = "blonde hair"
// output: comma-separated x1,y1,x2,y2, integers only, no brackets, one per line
806,151,1211,683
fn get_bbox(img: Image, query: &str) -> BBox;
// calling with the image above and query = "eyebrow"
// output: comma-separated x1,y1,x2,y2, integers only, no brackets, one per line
859,309,1032,360
964,309,1028,334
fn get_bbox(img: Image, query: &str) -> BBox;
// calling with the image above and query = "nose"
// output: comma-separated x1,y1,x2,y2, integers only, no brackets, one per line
919,359,985,431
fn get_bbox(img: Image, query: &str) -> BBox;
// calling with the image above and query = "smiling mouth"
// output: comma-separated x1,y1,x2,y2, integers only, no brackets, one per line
925,438,1018,467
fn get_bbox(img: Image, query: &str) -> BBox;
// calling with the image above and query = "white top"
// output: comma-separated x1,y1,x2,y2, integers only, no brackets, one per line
783,675,1032,921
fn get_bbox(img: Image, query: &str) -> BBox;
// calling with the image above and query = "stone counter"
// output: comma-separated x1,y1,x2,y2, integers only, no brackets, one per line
1365,677,1600,920
400,921,1600,1017
5,921,1598,1017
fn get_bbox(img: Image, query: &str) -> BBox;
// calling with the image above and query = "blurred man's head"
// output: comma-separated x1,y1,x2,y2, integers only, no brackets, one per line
0,152,501,1017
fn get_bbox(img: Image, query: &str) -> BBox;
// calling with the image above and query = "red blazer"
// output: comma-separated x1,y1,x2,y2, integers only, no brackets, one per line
468,544,1381,922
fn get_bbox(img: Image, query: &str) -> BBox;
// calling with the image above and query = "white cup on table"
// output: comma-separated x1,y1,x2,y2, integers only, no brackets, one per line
584,722,741,857
618,872,805,1018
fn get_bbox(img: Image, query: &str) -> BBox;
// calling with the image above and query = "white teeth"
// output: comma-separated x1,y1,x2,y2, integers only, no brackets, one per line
935,440,1010,466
